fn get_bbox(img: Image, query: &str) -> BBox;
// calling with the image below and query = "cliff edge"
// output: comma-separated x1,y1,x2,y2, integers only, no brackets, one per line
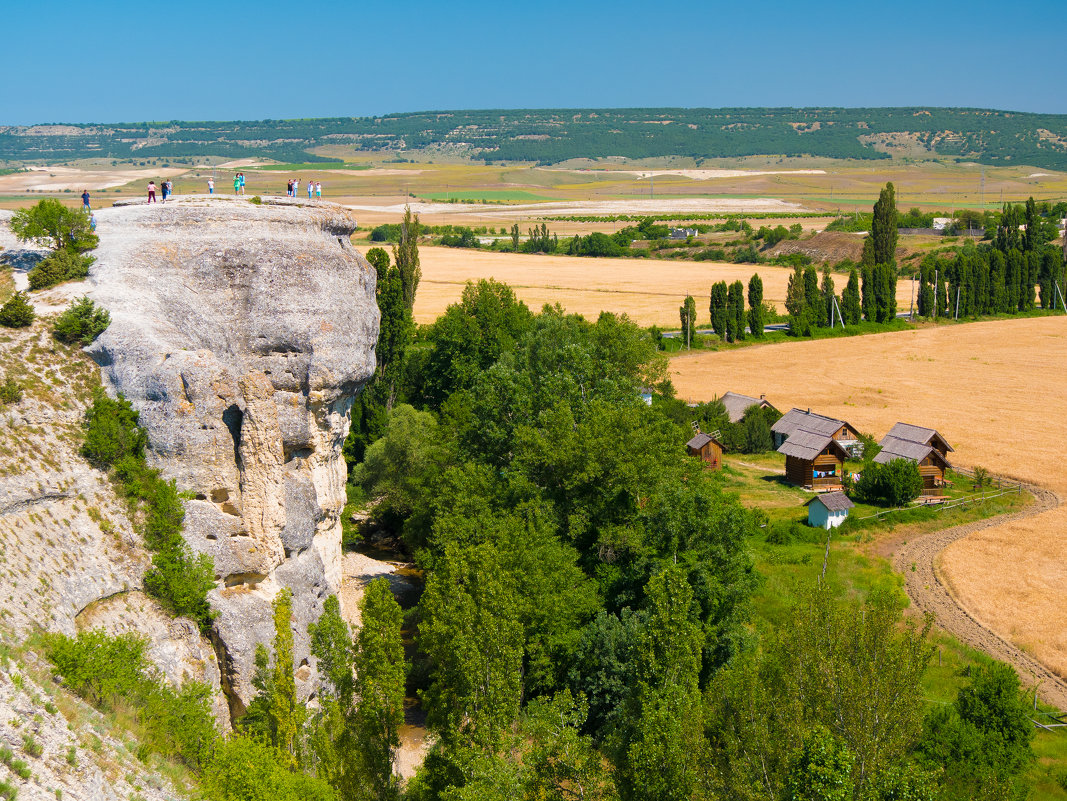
85,197,378,716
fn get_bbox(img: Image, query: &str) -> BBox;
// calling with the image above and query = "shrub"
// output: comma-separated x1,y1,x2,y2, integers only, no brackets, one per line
249,195,262,205
80,390,215,631
21,735,41,758
42,630,217,770
10,198,98,253
0,778,15,800
0,378,22,405
81,389,148,468
853,458,923,507
52,297,111,345
0,292,35,327
27,249,94,291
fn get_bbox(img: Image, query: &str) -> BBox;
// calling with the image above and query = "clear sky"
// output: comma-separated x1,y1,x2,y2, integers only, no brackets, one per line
3,0,1063,124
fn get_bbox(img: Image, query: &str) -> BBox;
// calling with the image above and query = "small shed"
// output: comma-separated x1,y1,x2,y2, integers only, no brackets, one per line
720,391,778,424
686,432,724,470
777,428,849,489
807,492,854,530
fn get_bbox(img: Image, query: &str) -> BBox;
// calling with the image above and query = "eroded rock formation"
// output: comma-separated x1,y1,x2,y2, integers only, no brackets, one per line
85,197,378,716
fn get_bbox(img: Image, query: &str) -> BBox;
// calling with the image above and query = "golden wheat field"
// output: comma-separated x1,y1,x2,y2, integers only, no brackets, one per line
380,245,917,326
670,316,1067,679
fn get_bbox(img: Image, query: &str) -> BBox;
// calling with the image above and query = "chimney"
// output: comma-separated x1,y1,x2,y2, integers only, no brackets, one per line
807,408,811,414
760,394,765,400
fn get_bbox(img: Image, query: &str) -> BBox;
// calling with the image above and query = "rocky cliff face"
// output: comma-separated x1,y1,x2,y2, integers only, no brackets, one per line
84,197,378,716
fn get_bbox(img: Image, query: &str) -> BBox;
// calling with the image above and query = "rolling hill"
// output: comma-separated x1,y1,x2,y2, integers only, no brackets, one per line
2,107,1067,169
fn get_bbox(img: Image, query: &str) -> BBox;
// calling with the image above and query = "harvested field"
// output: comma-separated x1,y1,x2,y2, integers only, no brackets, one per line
670,316,1067,684
393,246,915,326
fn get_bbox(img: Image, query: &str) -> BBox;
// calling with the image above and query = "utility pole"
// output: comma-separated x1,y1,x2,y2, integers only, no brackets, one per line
910,276,915,320
955,286,961,320
934,268,938,319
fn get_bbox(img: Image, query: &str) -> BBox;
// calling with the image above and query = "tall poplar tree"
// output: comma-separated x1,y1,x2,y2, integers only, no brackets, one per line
350,578,406,801
747,273,764,338
729,280,745,341
710,281,728,340
679,295,697,347
841,268,861,325
820,267,836,327
394,206,421,313
871,182,898,266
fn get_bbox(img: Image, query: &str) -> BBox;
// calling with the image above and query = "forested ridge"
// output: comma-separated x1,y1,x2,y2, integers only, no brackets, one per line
4,107,1067,169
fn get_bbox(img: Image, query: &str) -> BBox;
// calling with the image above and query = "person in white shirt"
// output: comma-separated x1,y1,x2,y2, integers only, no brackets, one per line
207,178,214,194
315,182,322,198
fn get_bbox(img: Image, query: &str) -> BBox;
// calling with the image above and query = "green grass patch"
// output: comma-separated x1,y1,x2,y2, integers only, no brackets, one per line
256,162,368,171
420,190,561,203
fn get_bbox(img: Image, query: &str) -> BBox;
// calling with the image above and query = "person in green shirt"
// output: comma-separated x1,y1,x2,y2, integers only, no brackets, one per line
233,174,241,194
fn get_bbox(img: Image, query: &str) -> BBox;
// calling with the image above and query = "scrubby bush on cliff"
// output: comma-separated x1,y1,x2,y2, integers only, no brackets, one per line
52,297,110,345
0,377,21,405
0,291,35,327
81,389,215,631
42,629,217,770
81,389,147,468
27,248,95,290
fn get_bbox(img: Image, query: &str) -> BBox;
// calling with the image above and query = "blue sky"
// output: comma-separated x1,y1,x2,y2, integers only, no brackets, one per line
3,0,1062,124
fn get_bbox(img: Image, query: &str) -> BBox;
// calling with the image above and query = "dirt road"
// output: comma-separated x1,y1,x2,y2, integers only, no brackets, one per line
892,482,1067,711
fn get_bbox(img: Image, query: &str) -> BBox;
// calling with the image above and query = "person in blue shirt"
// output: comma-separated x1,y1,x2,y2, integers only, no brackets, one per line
81,190,91,211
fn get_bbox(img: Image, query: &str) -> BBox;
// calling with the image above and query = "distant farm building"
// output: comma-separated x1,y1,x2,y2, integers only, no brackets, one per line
807,491,854,529
777,429,849,490
669,227,698,239
875,423,954,496
771,408,862,457
720,391,778,424
686,431,724,470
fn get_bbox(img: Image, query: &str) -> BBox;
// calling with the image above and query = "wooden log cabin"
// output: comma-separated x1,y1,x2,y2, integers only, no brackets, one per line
771,408,863,457
686,432,725,470
875,424,954,496
777,428,849,490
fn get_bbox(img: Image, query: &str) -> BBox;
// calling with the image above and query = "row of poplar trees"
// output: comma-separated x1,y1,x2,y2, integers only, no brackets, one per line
917,197,1066,318
786,182,900,335
680,274,767,345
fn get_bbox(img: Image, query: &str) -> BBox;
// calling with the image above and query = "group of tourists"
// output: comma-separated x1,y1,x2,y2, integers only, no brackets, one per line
286,179,322,199
146,180,174,203
234,172,246,194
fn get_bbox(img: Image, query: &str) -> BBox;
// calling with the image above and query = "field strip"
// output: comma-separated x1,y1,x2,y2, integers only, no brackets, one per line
892,481,1067,710
420,278,689,299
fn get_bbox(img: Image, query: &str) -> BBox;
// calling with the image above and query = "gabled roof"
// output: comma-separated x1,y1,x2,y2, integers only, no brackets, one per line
886,422,954,453
777,428,849,461
686,432,722,450
772,408,854,440
808,491,854,512
873,436,950,467
720,391,776,423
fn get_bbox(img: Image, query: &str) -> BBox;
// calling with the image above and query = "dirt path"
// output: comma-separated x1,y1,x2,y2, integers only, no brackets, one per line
892,482,1067,711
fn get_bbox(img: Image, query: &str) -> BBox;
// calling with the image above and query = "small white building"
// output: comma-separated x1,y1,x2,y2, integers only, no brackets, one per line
807,492,854,530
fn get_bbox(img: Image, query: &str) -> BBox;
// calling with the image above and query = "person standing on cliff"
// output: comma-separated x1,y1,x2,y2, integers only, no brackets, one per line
207,177,214,194
233,174,240,195
315,181,322,199
307,180,313,200
293,178,299,198
147,181,157,203
81,189,91,211
238,172,246,195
